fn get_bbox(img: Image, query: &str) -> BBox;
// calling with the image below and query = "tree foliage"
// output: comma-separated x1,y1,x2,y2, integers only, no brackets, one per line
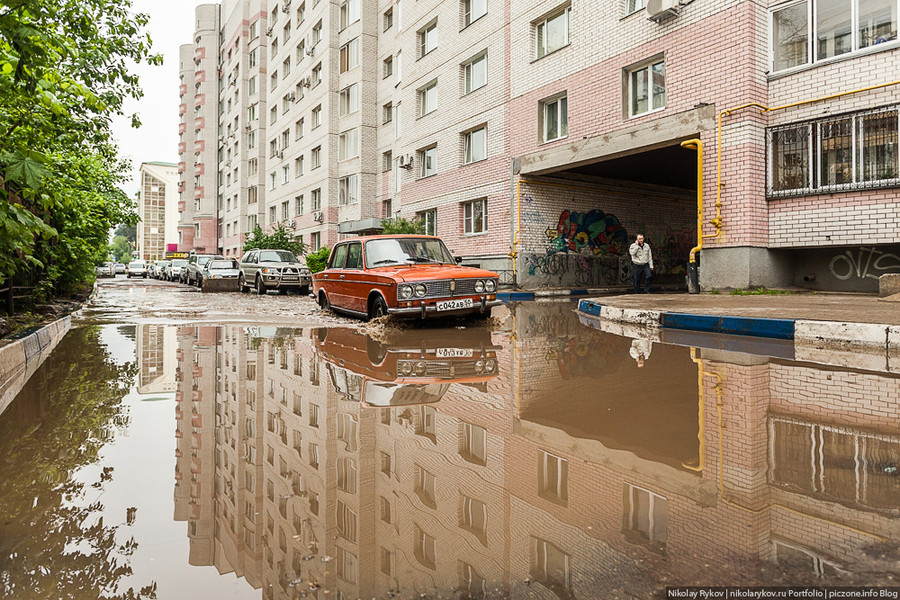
114,222,136,244
242,223,308,257
305,245,331,273
0,0,161,301
110,234,132,263
380,217,425,235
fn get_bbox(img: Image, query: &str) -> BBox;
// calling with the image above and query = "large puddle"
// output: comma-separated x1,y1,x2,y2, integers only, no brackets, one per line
1,303,898,599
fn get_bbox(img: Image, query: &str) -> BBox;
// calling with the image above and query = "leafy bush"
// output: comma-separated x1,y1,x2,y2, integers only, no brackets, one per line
380,217,424,235
305,246,331,273
243,224,307,257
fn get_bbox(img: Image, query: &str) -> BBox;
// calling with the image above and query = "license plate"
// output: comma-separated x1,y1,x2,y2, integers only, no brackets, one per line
436,299,473,311
436,348,473,358
281,276,298,281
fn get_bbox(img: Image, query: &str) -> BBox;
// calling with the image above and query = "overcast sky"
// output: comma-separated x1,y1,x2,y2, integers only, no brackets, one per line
110,0,211,199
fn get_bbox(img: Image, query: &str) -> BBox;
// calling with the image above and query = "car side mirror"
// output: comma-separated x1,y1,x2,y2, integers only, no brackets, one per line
455,256,463,264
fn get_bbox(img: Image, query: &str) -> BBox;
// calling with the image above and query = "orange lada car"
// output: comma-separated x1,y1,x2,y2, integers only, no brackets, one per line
311,235,502,320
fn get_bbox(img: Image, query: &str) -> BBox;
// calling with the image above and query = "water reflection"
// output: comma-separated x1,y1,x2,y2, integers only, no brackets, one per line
172,303,899,599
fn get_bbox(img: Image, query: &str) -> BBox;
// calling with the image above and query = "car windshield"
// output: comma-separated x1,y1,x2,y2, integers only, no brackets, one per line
208,260,237,270
259,250,297,263
365,238,456,267
128,262,145,268
171,260,188,267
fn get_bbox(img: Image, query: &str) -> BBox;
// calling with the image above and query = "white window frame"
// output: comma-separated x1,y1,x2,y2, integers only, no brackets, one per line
625,0,647,15
419,145,437,177
339,83,360,116
339,128,359,160
463,0,487,27
464,126,487,164
541,94,568,142
463,197,487,234
464,52,487,94
419,80,437,116
535,6,571,59
626,57,666,118
418,21,438,57
339,174,358,205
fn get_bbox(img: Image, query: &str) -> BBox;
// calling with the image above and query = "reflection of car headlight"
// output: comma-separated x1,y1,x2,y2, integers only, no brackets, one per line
398,361,412,376
485,279,496,292
415,361,427,376
485,359,496,373
399,285,413,299
474,360,485,373
414,284,426,297
474,280,485,293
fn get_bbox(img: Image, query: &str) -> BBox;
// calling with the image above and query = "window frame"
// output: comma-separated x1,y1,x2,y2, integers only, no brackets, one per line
463,0,487,28
463,126,487,164
625,56,666,118
535,5,571,59
418,80,438,116
418,145,437,177
463,51,487,94
418,21,438,58
540,94,568,143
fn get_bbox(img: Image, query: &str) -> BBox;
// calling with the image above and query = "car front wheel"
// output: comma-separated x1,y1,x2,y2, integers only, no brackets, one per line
255,276,266,295
369,296,388,320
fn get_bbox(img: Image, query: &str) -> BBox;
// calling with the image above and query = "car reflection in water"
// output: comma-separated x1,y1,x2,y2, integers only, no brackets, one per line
315,326,500,407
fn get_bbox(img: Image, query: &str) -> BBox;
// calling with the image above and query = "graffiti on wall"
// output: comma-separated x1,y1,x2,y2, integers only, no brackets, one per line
828,247,900,281
545,209,630,255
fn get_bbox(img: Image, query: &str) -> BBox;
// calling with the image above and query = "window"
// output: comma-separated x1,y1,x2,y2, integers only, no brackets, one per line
281,129,290,149
312,105,322,128
771,0,897,72
463,198,487,234
461,563,487,599
270,139,278,158
283,21,291,41
271,38,279,56
337,457,358,493
295,195,304,215
419,81,437,116
282,165,290,184
464,127,486,163
380,547,393,576
339,84,359,116
269,205,277,223
296,40,305,62
384,7,393,31
624,484,668,549
463,0,487,27
417,405,437,441
382,150,393,172
249,48,258,68
311,146,321,168
340,0,360,29
250,20,259,39
626,0,647,14
464,52,487,94
541,95,568,141
295,117,304,139
419,145,436,177
269,172,277,190
418,21,438,57
414,526,436,568
383,57,393,78
339,174,358,204
538,450,568,503
336,500,357,542
339,129,359,160
312,20,322,44
627,57,665,117
294,156,304,177
460,422,486,464
248,130,257,148
417,208,436,235
248,103,257,122
340,38,360,72
270,70,278,91
380,451,392,475
767,106,899,197
535,6,570,58
383,102,393,123
530,538,570,596
394,101,402,138
312,188,321,210
248,157,258,175
312,62,322,86
380,496,392,523
415,465,436,507
297,2,305,23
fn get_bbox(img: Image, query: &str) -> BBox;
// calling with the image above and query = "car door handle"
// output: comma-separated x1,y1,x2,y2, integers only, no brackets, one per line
323,274,328,279
340,275,345,280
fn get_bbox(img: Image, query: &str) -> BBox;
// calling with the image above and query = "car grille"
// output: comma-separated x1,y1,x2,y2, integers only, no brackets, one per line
420,278,481,299
282,267,298,275
422,360,481,378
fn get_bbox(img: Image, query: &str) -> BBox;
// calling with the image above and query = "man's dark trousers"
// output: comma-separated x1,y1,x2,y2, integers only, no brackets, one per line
632,263,651,293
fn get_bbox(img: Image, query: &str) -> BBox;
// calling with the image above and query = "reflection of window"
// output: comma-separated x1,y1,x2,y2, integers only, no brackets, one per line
380,496,392,523
770,417,900,511
308,442,319,468
530,537,570,596
461,562,487,599
417,405,437,442
460,422,487,465
415,465,436,507
775,541,843,577
380,547,393,575
337,413,358,451
380,451,392,475
309,403,319,427
337,457,358,494
336,547,358,583
623,484,667,550
460,495,487,541
538,450,568,504
336,500,358,542
414,526,436,568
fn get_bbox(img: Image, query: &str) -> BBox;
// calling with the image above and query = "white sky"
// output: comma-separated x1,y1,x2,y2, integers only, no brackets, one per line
111,0,212,199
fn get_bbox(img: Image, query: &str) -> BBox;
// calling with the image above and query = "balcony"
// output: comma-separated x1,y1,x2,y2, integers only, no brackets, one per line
193,140,206,154
178,122,187,134
177,161,186,173
194,162,205,176
178,142,186,154
194,117,205,131
195,70,206,83
178,201,186,212
194,46,205,62
179,84,187,97
178,103,187,116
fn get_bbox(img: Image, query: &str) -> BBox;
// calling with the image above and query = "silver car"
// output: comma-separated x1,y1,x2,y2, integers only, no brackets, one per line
127,260,148,278
239,249,311,295
167,259,188,281
199,258,241,285
182,254,224,286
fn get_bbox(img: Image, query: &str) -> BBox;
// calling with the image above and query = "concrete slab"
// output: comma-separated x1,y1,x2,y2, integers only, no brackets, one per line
880,273,900,297
794,320,889,350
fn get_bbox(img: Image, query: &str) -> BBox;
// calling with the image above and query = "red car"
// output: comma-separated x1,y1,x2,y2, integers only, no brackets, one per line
311,235,501,320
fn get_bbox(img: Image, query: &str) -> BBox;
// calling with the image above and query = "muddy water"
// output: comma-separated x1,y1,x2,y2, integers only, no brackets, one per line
0,303,897,599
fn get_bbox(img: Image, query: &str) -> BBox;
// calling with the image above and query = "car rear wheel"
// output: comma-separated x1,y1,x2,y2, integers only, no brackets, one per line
238,274,247,293
369,296,388,320
255,276,266,295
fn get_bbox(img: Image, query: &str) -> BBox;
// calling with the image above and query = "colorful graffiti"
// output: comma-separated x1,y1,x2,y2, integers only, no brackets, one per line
544,209,629,256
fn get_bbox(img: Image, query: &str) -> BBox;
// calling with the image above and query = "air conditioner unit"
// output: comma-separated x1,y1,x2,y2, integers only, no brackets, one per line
647,0,679,21
300,76,311,87
286,220,296,228
244,124,252,131
313,211,323,222
266,25,274,36
287,92,296,101
305,45,315,56
398,154,413,169
276,150,284,158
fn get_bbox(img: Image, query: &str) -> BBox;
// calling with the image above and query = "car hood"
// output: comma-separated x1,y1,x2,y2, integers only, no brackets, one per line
254,262,309,270
371,264,497,283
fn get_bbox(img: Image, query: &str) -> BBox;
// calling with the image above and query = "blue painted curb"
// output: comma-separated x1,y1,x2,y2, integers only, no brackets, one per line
576,300,796,341
497,292,535,301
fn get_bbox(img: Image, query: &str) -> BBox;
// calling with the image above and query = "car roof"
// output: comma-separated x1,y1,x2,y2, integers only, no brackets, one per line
338,235,441,243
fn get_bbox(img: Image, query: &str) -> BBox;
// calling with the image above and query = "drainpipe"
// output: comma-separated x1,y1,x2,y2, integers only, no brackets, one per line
680,138,705,293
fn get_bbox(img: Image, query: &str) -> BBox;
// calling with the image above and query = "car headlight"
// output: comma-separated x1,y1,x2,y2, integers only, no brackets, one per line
484,359,496,373
398,361,412,376
485,279,496,292
474,360,485,373
474,280,485,293
414,284,427,298
261,267,278,274
414,361,427,376
399,285,413,299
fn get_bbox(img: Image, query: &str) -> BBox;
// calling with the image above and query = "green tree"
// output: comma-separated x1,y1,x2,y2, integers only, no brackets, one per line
305,245,331,273
114,222,136,244
0,0,160,299
380,216,425,234
242,223,307,257
110,234,132,263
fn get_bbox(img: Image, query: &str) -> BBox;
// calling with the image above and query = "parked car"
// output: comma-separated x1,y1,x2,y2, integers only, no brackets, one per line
311,235,501,320
127,260,148,278
114,263,127,274
199,258,241,287
239,249,311,295
95,262,116,278
166,259,188,281
182,254,225,286
153,260,171,279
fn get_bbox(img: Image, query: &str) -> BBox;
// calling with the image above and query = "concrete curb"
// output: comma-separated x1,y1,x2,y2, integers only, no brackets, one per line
577,298,898,373
0,315,72,417
498,284,684,302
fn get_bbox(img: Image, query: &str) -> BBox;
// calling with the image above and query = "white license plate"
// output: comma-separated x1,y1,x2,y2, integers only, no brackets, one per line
436,348,473,358
282,276,298,281
436,299,473,311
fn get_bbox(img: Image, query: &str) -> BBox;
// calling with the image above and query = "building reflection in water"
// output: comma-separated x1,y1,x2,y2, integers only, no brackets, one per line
173,303,900,599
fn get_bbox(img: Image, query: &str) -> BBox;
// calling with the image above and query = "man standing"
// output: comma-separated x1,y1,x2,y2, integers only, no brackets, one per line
629,233,653,293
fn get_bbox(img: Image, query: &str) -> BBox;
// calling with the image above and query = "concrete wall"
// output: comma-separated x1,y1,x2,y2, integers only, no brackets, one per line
0,316,72,417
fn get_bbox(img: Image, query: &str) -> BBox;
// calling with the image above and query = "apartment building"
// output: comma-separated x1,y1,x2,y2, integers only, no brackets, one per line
178,0,900,291
136,162,179,262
